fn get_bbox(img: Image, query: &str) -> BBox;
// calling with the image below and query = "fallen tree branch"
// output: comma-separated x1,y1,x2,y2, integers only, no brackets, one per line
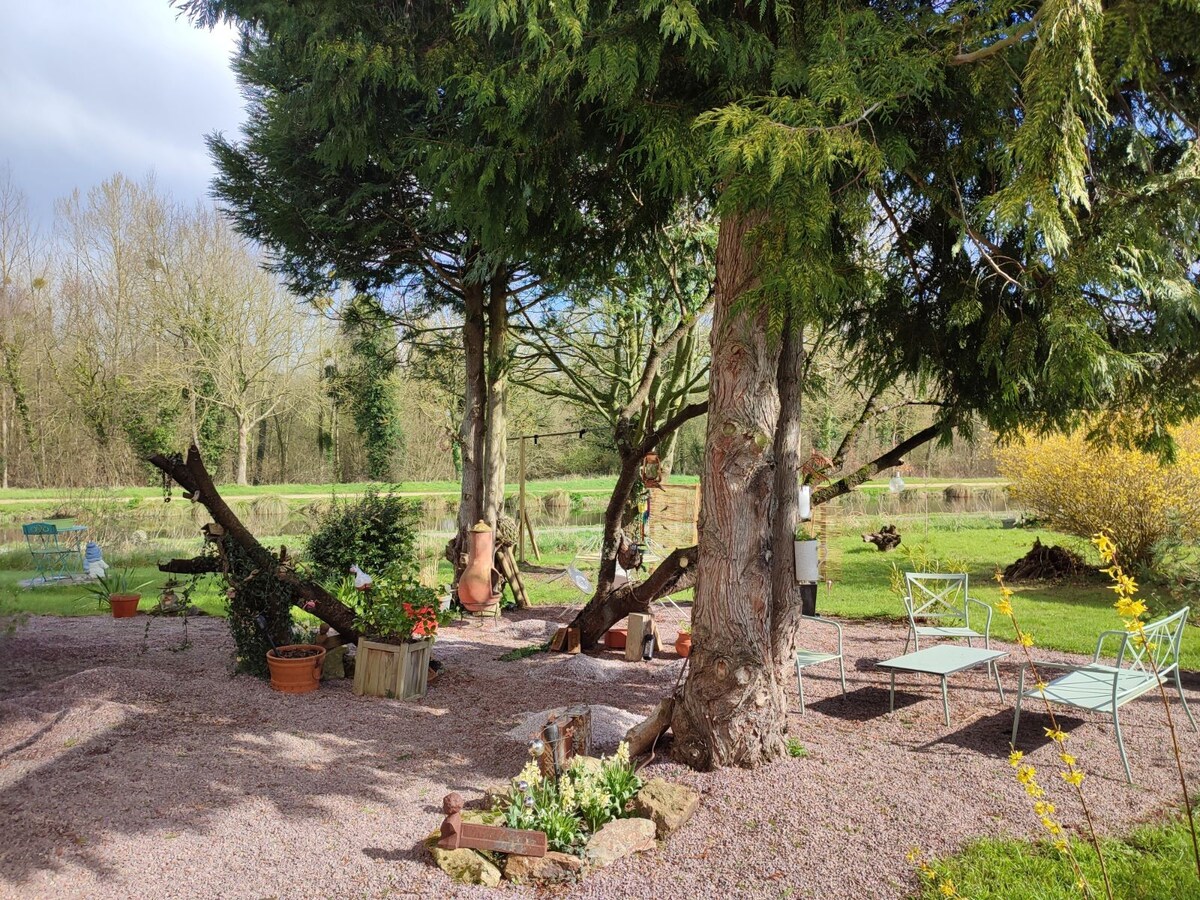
149,445,361,644
811,424,943,507
569,544,698,649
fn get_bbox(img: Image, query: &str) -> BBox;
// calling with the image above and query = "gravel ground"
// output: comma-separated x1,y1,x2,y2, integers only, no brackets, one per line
2,607,1198,900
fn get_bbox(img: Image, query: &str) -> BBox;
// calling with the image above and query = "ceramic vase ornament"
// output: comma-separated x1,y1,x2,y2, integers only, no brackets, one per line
458,520,501,614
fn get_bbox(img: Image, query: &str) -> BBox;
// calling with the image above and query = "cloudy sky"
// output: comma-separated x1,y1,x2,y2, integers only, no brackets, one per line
0,0,246,224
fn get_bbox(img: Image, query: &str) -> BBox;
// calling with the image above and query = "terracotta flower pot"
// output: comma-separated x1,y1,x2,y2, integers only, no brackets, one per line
675,632,692,658
108,594,141,618
604,627,627,650
266,644,327,694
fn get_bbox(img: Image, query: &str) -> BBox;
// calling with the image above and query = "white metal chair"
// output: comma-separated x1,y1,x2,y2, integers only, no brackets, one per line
902,572,992,652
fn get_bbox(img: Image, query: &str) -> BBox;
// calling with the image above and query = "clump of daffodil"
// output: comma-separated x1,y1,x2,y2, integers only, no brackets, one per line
994,573,1108,899
1092,531,1200,879
906,845,962,899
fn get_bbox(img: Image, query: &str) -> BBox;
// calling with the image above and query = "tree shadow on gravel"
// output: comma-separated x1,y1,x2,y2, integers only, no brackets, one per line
805,686,925,721
0,630,671,888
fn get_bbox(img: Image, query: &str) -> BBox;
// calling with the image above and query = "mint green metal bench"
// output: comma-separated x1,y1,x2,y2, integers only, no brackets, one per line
794,614,847,714
1012,607,1196,783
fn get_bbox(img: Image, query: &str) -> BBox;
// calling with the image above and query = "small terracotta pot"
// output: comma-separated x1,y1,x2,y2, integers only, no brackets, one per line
266,644,327,694
675,632,692,658
108,594,141,618
604,628,627,650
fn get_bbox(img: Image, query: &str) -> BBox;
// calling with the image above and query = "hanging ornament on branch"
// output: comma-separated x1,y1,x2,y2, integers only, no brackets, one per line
640,452,662,489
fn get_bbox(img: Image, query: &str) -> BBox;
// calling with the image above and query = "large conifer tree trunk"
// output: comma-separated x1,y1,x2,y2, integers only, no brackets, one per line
481,275,508,525
671,210,802,769
450,274,509,580
453,281,487,566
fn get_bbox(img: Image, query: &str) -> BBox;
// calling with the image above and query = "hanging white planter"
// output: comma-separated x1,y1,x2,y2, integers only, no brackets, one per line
798,484,812,522
794,539,820,583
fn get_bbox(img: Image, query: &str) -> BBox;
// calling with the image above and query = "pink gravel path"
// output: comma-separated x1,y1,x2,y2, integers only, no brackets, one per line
1,608,1198,899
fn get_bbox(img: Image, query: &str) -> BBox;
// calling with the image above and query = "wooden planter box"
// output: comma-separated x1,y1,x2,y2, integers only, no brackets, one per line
353,638,433,700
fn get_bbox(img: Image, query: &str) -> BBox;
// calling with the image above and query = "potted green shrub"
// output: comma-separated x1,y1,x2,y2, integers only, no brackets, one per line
794,526,820,583
82,570,153,618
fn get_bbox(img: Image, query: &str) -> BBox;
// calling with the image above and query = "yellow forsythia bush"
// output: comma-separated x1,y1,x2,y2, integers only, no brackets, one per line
996,425,1200,567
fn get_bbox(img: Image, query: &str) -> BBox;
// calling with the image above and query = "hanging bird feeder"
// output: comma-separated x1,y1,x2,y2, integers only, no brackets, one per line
640,452,663,488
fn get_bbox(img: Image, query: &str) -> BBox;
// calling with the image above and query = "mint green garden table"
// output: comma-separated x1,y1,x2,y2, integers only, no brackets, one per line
878,645,1007,725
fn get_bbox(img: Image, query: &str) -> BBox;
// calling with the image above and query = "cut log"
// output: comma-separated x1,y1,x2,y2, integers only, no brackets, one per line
862,524,901,552
626,698,675,758
625,613,655,662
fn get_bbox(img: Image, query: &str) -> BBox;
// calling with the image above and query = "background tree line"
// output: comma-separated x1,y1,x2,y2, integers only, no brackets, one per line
0,166,998,491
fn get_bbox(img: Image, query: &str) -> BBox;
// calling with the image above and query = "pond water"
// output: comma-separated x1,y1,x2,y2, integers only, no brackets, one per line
0,498,608,546
0,485,1016,549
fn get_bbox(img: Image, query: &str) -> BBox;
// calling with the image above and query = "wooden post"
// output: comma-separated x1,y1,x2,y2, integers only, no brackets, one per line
497,545,529,608
626,613,654,662
523,507,542,560
518,436,527,563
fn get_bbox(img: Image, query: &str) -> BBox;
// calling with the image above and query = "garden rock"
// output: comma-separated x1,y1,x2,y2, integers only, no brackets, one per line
506,705,642,753
322,645,346,679
632,779,700,838
425,834,501,887
583,817,656,870
503,850,583,884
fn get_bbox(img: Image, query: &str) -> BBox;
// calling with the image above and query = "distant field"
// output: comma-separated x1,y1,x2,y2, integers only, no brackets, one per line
0,475,697,504
0,473,1008,504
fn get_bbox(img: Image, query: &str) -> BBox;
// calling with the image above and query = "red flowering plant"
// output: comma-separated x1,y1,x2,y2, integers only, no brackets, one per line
330,565,447,644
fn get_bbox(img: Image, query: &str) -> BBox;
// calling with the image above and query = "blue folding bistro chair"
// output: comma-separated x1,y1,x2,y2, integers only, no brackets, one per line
23,522,78,583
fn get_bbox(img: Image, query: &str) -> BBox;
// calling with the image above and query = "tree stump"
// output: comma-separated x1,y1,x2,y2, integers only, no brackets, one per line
862,524,901,551
538,706,592,778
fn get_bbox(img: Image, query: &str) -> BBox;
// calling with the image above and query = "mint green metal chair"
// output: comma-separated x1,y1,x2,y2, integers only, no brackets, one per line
902,572,993,653
794,614,847,714
1012,607,1196,783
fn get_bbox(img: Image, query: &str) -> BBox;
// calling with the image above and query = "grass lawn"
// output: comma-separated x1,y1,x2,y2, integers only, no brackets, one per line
0,566,229,618
919,814,1200,899
4,516,1196,669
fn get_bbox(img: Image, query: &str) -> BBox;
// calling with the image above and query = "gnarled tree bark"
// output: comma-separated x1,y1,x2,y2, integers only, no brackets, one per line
670,209,797,769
